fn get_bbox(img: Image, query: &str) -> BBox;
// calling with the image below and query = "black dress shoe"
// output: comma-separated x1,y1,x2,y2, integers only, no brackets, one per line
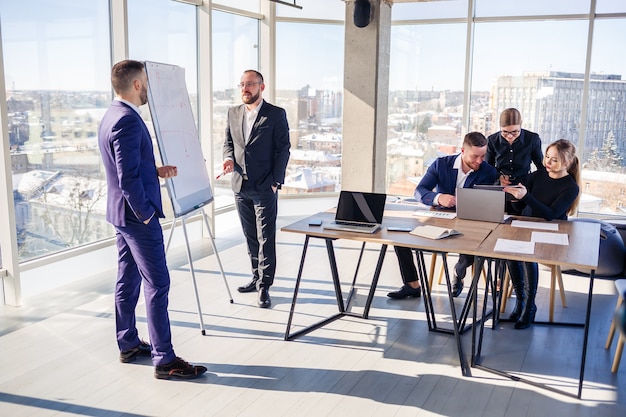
238,278,258,293
258,287,271,308
387,285,422,299
120,340,152,363
451,279,464,297
154,357,207,380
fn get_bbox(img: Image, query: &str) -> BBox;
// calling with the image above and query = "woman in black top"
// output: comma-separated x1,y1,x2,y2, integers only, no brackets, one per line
503,139,581,329
487,108,545,215
487,108,544,187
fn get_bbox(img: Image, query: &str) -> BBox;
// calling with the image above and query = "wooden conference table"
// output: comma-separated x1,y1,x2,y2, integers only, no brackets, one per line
469,217,600,398
281,205,599,397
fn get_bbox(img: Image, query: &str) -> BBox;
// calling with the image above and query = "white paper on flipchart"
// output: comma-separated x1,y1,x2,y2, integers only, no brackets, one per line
493,238,535,254
511,220,559,231
531,231,569,245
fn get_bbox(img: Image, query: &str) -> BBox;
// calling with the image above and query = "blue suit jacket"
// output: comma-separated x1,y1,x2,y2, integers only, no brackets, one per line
415,154,498,206
223,100,291,193
98,100,163,227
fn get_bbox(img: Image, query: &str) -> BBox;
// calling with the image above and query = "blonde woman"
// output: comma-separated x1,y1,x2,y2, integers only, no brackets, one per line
503,139,581,329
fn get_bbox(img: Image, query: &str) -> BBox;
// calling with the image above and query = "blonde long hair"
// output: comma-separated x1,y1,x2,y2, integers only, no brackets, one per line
546,139,581,215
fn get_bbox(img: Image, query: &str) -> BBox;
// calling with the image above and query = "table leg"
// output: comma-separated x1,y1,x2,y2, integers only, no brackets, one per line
363,244,388,319
284,236,345,341
441,255,472,377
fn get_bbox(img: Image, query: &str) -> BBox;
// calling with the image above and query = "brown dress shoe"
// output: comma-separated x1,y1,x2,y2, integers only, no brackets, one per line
154,357,207,380
119,340,152,363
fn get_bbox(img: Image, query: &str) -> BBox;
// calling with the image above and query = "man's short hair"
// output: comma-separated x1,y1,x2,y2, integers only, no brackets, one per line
463,131,487,148
243,69,264,84
111,60,145,94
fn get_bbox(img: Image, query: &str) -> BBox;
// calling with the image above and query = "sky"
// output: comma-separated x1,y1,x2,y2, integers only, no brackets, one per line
0,0,625,93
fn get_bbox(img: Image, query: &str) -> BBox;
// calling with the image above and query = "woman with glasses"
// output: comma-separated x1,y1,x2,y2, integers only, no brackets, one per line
486,108,544,195
486,108,545,326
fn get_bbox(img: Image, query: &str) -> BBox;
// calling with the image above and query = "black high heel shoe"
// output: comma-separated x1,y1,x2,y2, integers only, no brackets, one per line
515,304,536,329
508,298,523,322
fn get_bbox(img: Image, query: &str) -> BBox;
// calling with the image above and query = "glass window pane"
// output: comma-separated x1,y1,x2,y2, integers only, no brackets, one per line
211,10,259,209
277,0,344,20
388,23,467,197
471,20,588,135
128,0,197,217
596,0,626,13
1,0,111,262
475,0,590,17
392,1,468,21
276,22,344,193
584,18,626,214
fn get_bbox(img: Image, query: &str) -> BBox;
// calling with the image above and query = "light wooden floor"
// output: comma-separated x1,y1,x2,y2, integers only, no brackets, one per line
0,198,625,417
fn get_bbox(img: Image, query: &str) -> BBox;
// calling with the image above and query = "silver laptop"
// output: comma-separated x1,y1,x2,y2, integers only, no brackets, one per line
323,191,386,234
456,187,507,223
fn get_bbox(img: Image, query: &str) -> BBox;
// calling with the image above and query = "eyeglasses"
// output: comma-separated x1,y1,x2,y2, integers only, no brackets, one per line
501,129,520,137
237,81,261,89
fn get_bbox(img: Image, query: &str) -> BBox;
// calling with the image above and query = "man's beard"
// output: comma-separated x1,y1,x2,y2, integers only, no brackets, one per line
140,84,148,106
242,91,260,105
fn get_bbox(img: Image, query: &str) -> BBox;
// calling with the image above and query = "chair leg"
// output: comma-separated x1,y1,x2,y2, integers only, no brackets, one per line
436,256,444,286
500,268,511,314
429,253,437,291
549,265,568,322
606,296,621,349
612,333,625,373
555,265,567,307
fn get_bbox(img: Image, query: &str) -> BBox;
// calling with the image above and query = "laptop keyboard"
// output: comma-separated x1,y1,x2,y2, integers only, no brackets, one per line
335,221,375,228
413,210,457,219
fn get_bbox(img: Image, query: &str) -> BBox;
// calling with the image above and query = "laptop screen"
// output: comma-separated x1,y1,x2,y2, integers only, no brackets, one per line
335,191,387,224
456,187,505,223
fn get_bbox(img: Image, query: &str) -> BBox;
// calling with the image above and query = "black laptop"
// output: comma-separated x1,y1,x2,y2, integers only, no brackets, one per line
323,190,387,234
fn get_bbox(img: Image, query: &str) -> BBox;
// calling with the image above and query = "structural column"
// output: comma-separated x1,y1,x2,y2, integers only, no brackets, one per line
342,1,391,193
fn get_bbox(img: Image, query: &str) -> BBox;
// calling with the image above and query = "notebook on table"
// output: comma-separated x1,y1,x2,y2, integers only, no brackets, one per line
323,190,387,234
456,187,507,223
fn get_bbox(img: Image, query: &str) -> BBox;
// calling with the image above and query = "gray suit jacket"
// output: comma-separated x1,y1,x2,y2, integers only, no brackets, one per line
223,100,291,192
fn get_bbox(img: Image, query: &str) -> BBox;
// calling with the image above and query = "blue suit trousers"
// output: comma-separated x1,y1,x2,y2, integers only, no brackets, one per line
114,215,176,366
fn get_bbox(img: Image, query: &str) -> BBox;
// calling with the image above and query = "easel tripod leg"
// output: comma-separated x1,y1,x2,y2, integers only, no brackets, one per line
181,217,206,335
201,210,233,302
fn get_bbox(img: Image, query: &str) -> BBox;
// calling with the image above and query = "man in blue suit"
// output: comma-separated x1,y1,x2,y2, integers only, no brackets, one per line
222,70,291,308
387,132,498,300
99,60,206,379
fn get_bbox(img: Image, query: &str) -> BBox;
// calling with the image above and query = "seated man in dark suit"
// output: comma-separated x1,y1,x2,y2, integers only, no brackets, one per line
388,132,498,299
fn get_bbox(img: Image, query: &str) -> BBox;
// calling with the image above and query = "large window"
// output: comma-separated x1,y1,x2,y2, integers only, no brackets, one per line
387,2,626,215
211,9,259,209
388,23,467,197
128,0,198,218
2,0,111,262
275,21,344,193
584,17,626,214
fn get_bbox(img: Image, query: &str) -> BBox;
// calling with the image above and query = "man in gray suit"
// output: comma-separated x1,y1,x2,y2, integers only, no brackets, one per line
222,70,291,308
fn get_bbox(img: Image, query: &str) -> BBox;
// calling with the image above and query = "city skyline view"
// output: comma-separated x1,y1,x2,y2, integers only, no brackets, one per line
2,0,626,263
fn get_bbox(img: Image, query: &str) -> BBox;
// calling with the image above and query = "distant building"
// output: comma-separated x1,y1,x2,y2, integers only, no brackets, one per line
283,167,336,193
491,71,626,162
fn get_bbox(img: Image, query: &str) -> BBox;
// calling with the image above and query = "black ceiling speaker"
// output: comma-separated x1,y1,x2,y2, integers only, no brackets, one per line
354,0,371,28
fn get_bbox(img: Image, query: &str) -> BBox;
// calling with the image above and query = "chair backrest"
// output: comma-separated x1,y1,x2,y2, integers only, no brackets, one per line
613,222,626,274
567,218,625,277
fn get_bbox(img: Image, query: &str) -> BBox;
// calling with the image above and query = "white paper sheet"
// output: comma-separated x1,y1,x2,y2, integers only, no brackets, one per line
531,232,569,245
493,238,535,254
511,220,559,231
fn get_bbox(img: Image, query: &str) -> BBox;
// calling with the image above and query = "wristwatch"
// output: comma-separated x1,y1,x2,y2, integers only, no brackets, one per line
272,182,281,190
